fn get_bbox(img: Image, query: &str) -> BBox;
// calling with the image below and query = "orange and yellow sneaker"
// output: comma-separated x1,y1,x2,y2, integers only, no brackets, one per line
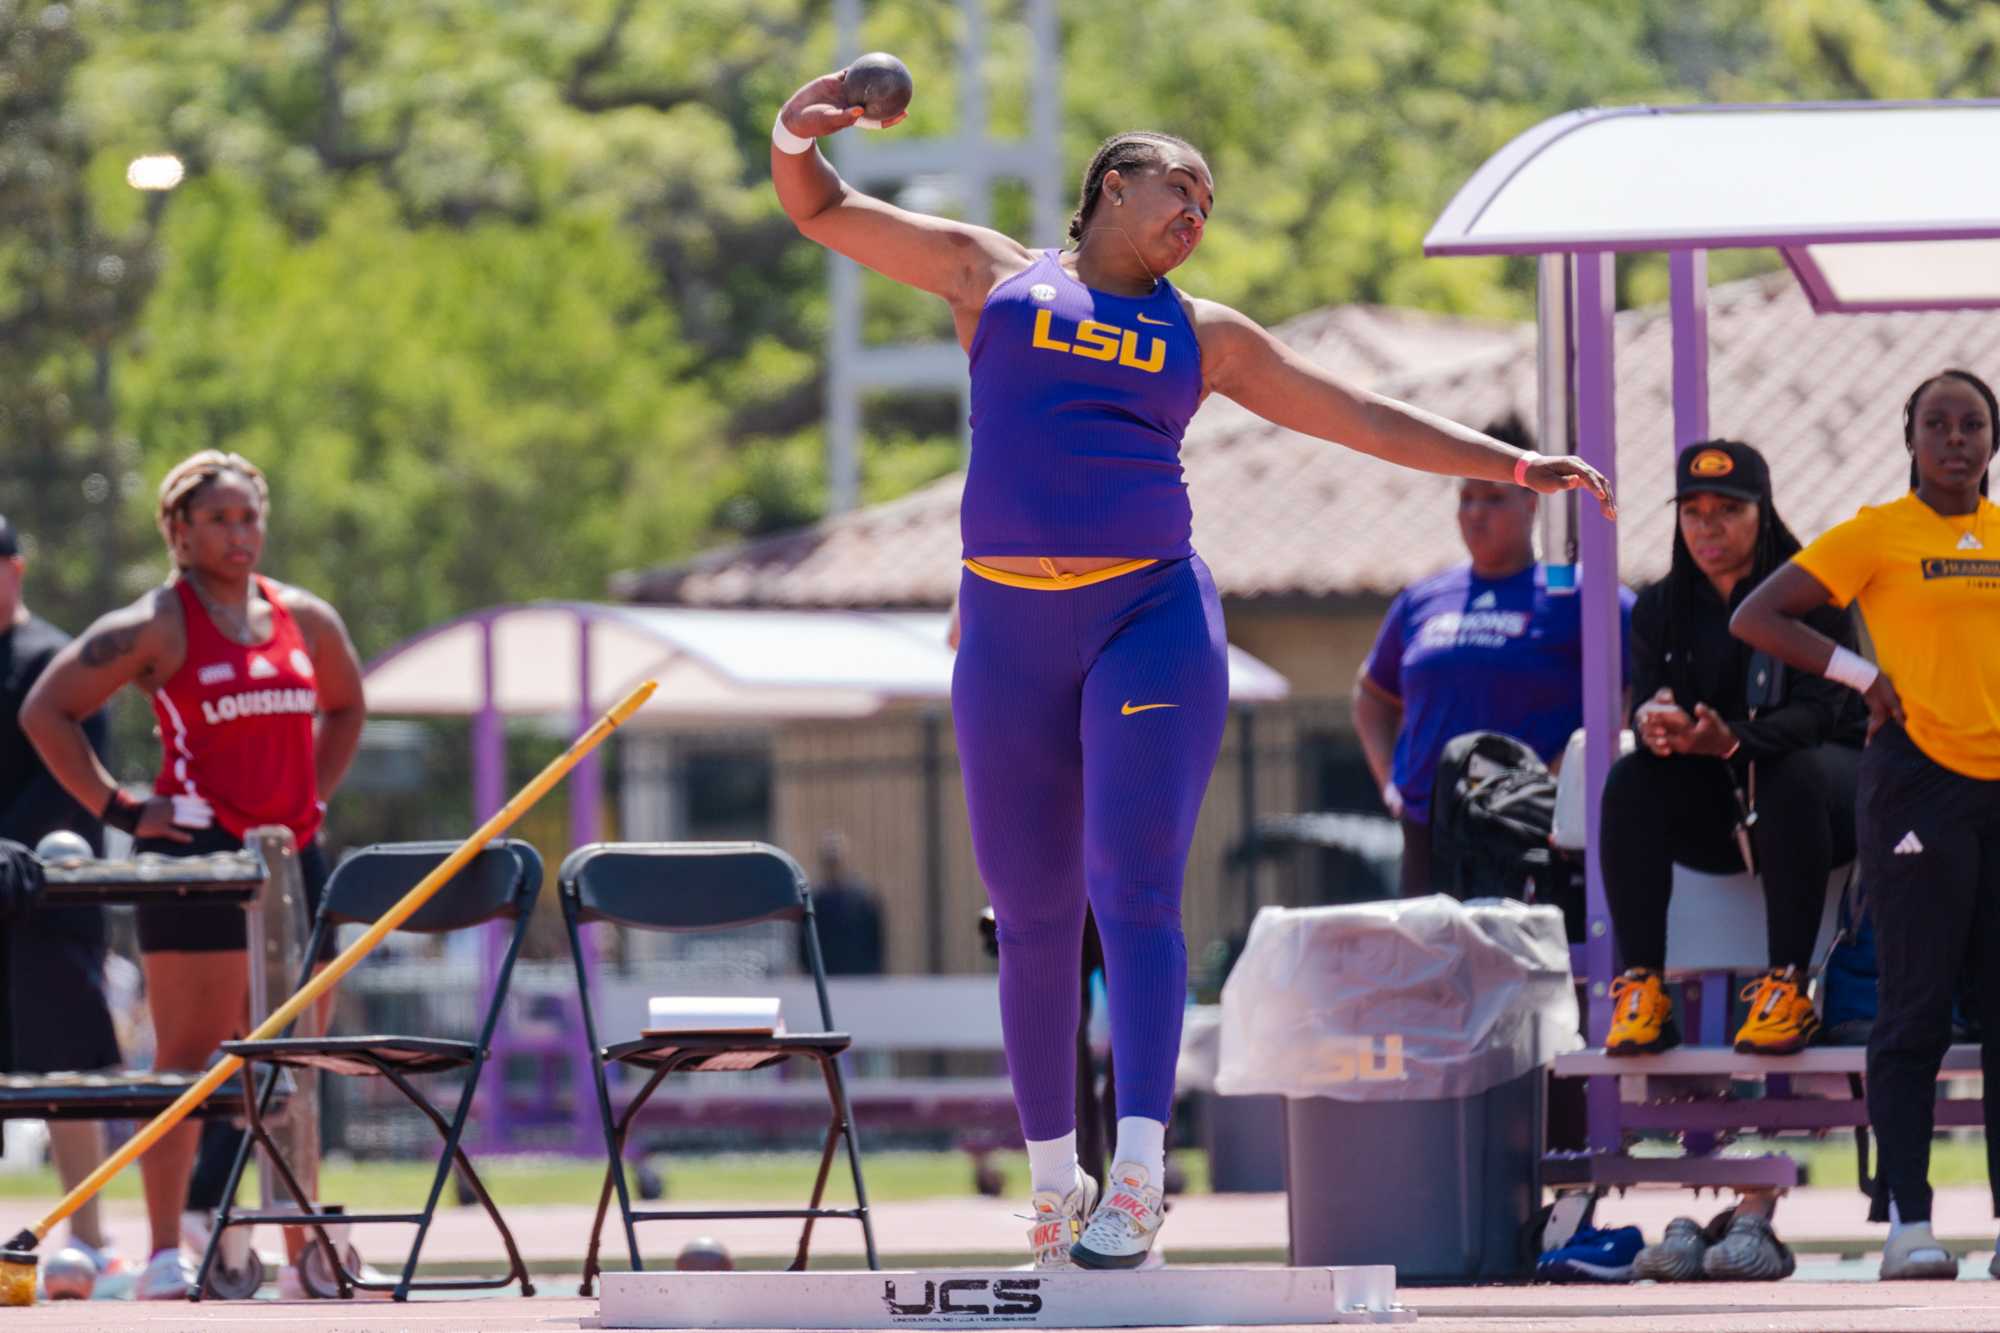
1733,966,1819,1055
1606,968,1679,1055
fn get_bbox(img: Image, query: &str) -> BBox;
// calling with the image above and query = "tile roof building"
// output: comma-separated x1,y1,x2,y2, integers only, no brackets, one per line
617,274,2000,628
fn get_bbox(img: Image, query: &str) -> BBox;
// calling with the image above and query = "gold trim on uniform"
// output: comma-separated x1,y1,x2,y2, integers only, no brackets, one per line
962,557,1158,591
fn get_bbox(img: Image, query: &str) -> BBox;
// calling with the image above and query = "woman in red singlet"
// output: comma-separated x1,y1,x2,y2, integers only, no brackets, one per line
23,451,365,1299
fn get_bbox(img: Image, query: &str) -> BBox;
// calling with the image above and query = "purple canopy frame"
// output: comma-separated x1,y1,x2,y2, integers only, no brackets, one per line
1424,99,2000,1166
365,603,611,1156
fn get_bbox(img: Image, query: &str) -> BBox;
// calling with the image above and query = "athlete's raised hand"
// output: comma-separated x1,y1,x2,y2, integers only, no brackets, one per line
777,70,907,146
1518,454,1618,518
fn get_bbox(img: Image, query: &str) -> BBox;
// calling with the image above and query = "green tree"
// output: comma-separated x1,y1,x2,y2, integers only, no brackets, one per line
0,0,156,635
20,0,2000,662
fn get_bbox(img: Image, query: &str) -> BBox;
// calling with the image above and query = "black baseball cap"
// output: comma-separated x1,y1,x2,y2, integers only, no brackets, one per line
1673,440,1770,504
0,515,16,558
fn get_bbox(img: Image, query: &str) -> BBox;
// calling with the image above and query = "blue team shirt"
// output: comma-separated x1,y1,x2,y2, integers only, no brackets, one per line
1364,563,1633,823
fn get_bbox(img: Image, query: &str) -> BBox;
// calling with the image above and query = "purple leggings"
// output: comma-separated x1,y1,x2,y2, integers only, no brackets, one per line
952,555,1230,1139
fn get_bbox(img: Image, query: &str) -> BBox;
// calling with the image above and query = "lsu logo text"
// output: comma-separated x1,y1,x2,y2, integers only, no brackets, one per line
1029,308,1167,373
1323,1034,1407,1083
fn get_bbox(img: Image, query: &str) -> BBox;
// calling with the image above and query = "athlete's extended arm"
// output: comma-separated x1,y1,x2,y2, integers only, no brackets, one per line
1731,563,1905,736
291,591,366,799
21,595,190,841
771,71,1029,313
1195,300,1616,515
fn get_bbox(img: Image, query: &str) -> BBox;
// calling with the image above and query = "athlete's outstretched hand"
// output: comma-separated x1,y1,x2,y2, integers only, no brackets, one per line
1518,455,1618,518
777,71,908,145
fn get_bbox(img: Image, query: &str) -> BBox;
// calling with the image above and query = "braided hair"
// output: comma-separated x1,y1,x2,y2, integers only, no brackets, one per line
1902,368,1995,498
156,450,270,569
1066,131,1201,243
1659,439,1801,706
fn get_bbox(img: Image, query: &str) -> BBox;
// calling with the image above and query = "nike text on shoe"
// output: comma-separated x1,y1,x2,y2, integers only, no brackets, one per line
1070,1162,1165,1270
1536,1224,1645,1283
1893,831,1925,856
1027,1171,1100,1270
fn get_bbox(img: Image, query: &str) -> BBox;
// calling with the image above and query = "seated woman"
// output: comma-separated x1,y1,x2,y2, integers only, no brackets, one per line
1601,440,1865,1057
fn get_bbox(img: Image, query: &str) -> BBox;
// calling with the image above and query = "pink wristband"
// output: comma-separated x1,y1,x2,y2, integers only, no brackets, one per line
1512,454,1535,487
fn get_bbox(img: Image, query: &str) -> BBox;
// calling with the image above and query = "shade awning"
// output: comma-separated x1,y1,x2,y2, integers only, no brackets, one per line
1423,101,2000,313
363,602,1289,724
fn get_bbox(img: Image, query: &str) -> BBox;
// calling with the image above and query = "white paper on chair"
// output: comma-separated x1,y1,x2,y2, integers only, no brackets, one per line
644,995,785,1036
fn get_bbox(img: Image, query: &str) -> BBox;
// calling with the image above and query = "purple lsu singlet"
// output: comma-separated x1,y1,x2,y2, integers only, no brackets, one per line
962,250,1203,558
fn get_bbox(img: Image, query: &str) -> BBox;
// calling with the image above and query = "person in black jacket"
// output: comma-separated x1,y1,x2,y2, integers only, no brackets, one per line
1600,442,1865,1058
0,514,125,1275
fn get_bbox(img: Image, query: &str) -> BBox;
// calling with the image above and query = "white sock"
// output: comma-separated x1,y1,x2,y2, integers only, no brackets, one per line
1887,1201,1947,1255
1025,1131,1079,1195
1112,1116,1167,1185
149,1247,179,1264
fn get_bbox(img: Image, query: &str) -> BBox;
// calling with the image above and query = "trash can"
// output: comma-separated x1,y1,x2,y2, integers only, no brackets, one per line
1215,894,1579,1281
1177,1006,1286,1193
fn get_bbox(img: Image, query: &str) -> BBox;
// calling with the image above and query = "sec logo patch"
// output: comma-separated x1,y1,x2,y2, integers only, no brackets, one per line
1029,283,1057,303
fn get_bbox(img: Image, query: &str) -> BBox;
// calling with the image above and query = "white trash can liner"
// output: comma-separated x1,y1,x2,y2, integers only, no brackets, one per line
1215,893,1580,1102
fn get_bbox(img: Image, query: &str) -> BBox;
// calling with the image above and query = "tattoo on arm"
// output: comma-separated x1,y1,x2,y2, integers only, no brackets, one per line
79,624,142,668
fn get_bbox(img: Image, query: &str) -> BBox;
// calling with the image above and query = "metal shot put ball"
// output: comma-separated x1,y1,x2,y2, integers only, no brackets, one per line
676,1236,733,1271
40,1247,94,1301
34,829,93,866
843,51,913,127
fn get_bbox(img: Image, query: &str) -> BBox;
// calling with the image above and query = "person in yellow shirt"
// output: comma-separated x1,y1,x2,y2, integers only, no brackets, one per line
1733,368,2000,1283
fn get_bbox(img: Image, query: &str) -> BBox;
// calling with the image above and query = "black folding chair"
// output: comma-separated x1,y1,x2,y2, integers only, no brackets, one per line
561,841,878,1294
194,839,543,1302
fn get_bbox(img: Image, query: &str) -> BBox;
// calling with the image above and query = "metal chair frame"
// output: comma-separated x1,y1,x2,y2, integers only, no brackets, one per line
193,839,543,1302
560,841,878,1295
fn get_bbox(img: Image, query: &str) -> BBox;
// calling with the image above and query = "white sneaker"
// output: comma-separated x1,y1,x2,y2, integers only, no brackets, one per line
134,1248,195,1301
1070,1161,1166,1271
1027,1171,1100,1270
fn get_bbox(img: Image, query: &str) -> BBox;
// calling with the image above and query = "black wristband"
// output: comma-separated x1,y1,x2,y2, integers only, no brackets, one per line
102,788,143,835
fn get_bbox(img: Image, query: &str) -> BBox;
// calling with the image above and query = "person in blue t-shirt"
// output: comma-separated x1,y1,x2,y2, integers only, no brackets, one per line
1354,419,1633,896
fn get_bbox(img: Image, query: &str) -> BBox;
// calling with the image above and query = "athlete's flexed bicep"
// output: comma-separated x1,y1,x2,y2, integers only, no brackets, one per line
20,590,185,833
772,70,1030,326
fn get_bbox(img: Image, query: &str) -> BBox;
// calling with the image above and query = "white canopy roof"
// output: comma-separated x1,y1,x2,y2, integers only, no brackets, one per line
364,602,1289,725
1424,101,2000,312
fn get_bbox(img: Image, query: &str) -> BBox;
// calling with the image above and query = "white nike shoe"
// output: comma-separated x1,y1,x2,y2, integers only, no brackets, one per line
134,1248,195,1301
1027,1170,1100,1270
1070,1161,1166,1270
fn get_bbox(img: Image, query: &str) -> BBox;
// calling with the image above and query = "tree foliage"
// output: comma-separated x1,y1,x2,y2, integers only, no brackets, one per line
6,0,1998,654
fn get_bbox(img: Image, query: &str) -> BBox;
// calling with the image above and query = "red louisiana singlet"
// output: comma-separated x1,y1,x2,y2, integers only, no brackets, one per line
151,576,322,843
